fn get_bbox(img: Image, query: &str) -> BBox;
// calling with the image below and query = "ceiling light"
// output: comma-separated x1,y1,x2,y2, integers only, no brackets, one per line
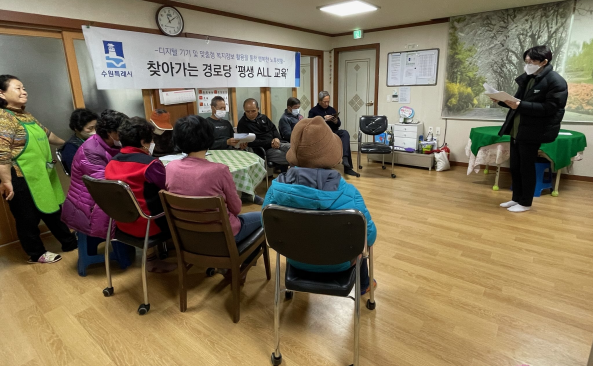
319,1,379,17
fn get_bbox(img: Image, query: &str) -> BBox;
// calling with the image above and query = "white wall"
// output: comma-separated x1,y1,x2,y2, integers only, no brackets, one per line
331,23,593,177
1,0,332,51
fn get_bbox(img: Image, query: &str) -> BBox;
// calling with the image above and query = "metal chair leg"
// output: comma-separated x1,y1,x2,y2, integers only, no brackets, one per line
271,252,283,365
102,219,114,297
138,220,151,315
353,257,361,366
391,151,396,178
368,246,375,309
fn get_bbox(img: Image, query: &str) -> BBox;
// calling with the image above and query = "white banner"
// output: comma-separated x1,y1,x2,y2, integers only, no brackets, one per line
82,26,301,90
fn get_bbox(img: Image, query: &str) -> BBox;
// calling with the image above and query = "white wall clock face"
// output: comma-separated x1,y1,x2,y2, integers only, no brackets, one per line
156,6,184,37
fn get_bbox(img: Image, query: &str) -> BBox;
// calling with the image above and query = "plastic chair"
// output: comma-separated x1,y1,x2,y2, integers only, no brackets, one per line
159,191,270,323
262,205,375,366
83,175,167,315
76,232,134,277
534,161,553,197
357,116,396,178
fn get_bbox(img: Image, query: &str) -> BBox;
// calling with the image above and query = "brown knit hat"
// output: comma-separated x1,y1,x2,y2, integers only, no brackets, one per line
286,116,343,169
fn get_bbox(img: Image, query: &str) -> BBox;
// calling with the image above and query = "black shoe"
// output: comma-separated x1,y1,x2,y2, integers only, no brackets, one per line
344,168,360,177
241,193,265,205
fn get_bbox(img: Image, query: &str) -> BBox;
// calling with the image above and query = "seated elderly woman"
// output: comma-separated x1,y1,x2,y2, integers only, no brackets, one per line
104,117,175,273
166,115,262,244
61,109,127,257
60,108,98,174
262,116,377,295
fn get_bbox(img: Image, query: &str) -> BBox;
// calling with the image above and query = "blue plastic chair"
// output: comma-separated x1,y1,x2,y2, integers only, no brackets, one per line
534,161,553,197
77,232,135,276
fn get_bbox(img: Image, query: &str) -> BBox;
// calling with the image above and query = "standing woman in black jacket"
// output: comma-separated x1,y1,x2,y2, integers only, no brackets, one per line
497,45,568,213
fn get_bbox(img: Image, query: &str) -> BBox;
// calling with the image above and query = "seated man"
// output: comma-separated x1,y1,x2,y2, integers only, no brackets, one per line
237,98,290,168
148,109,175,157
262,116,376,295
308,91,360,177
278,97,303,142
207,96,239,150
208,96,265,205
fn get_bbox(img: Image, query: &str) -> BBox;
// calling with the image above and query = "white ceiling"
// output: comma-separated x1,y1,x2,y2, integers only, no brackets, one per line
176,0,560,35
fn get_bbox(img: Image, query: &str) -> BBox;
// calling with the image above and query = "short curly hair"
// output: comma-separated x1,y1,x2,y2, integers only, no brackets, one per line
69,108,98,132
118,117,154,148
96,109,128,139
0,75,20,109
173,115,214,153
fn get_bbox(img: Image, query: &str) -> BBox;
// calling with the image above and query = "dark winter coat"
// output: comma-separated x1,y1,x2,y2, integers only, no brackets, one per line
498,64,568,144
237,113,281,152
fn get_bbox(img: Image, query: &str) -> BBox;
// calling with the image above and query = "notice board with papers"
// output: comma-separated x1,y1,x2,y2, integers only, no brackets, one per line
387,49,439,87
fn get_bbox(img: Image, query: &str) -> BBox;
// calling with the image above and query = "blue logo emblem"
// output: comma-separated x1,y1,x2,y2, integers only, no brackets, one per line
103,41,126,69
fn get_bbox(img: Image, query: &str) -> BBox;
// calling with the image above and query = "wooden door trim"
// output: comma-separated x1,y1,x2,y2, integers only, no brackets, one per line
310,57,315,107
62,31,85,109
230,88,238,126
142,90,153,120
0,25,61,38
333,44,380,116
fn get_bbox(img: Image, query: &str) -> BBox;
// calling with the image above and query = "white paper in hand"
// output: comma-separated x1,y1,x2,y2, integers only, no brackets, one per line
483,83,498,94
483,83,519,102
233,133,256,148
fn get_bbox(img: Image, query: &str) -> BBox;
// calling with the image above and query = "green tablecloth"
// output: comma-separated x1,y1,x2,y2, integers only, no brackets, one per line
469,126,587,170
160,150,266,196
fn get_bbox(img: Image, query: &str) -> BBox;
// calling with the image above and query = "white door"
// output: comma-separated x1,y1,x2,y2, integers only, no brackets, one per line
338,50,376,146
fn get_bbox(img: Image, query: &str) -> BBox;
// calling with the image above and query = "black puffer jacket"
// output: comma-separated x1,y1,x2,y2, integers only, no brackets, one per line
498,64,568,143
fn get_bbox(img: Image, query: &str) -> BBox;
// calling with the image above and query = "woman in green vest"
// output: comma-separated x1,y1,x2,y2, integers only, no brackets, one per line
0,75,77,263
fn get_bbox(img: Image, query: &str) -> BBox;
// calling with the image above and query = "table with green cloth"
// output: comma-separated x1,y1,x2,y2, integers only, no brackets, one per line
466,126,587,194
160,150,267,197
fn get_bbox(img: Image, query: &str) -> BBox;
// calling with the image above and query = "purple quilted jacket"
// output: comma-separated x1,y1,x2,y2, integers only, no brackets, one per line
61,134,120,238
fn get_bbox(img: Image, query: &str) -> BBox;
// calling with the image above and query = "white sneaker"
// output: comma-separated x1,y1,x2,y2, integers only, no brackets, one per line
507,205,531,213
500,201,519,208
28,251,62,264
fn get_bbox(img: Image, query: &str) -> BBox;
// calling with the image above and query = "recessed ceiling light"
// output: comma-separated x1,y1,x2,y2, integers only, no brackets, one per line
319,1,379,17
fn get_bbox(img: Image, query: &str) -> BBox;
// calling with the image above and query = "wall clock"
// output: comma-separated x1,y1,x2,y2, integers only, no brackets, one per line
156,6,184,37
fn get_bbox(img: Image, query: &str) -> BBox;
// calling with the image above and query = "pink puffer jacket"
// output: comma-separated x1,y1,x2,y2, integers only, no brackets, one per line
61,134,120,238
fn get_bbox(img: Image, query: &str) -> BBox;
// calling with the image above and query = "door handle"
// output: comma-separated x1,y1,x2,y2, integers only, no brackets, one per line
366,101,374,106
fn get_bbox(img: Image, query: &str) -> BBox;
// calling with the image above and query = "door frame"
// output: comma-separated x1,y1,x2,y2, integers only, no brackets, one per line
333,43,380,116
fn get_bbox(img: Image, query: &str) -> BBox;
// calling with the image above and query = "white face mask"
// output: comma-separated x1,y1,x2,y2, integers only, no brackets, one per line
111,136,122,147
524,63,541,75
291,108,300,116
215,109,227,119
148,142,155,156
80,131,95,140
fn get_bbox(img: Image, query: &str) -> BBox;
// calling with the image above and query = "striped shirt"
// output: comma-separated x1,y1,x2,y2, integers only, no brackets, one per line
0,107,51,177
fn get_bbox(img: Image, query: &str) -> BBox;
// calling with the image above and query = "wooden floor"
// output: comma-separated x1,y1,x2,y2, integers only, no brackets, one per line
1,160,593,366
